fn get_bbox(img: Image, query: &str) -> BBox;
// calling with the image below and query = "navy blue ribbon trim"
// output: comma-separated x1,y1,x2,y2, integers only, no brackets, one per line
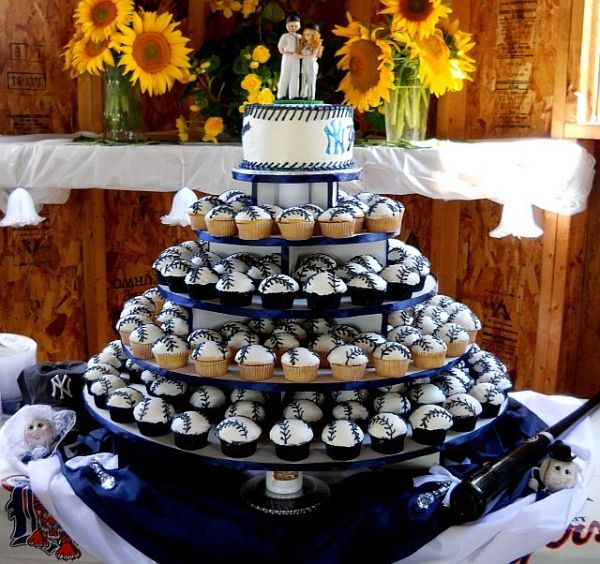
198,230,389,247
231,169,361,183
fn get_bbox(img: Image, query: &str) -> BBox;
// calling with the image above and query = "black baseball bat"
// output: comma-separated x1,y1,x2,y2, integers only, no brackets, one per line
447,390,600,524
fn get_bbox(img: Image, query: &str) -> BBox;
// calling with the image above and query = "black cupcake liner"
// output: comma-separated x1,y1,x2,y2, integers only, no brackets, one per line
166,276,188,294
108,406,135,423
480,402,503,418
305,293,342,311
348,288,386,306
218,291,254,307
451,415,478,432
219,439,258,458
173,431,209,450
369,434,406,454
324,443,362,461
187,283,218,301
274,442,311,461
411,428,448,446
136,420,172,437
385,282,416,301
92,394,108,410
260,292,297,310
155,268,168,286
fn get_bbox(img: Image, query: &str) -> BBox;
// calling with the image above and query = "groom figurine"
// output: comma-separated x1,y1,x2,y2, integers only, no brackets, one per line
277,14,302,99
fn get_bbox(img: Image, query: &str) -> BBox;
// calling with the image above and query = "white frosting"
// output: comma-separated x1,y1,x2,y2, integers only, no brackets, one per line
444,393,483,417
274,321,307,341
156,306,189,323
335,263,369,281
411,335,447,354
235,206,272,222
247,263,282,281
339,202,364,218
247,318,276,335
380,265,421,285
433,375,469,396
427,294,456,309
469,383,506,406
409,405,453,431
149,377,187,397
417,305,448,324
258,274,299,294
90,375,126,396
129,323,165,345
264,332,300,351
277,207,314,223
372,393,411,415
191,341,230,361
227,330,261,349
297,253,337,270
283,399,323,423
281,347,320,367
414,315,442,335
214,257,251,275
318,207,354,222
163,260,193,278
120,303,154,319
387,325,422,346
216,416,261,442
185,267,219,285
190,251,222,268
102,340,126,360
347,272,387,291
321,420,364,446
205,205,236,220
300,204,324,219
350,333,386,354
309,334,344,352
327,345,368,366
356,192,380,205
218,321,249,338
225,400,266,422
332,389,369,403
329,324,360,342
367,199,403,218
106,387,144,408
332,401,369,421
269,419,313,445
372,341,411,360
294,265,326,282
235,344,276,365
140,370,157,385
171,411,211,434
125,295,156,310
449,307,482,331
160,317,189,337
189,196,219,214
304,271,347,295
349,255,383,272
476,371,513,391
303,318,334,335
377,383,407,393
188,329,224,346
190,386,226,408
290,391,326,405
230,389,269,404
238,104,355,172
116,314,150,332
219,189,247,202
133,397,175,424
434,323,470,344
151,335,190,355
408,383,446,404
88,353,121,369
368,413,408,439
259,204,283,218
216,271,256,293
403,255,431,276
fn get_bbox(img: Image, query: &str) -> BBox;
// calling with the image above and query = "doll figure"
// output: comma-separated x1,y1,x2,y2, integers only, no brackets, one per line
24,418,56,450
300,23,323,100
277,14,302,99
529,440,582,493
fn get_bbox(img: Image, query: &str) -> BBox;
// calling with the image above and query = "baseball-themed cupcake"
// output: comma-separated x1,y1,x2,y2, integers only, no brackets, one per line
349,254,383,273
308,334,345,368
433,323,470,357
264,332,300,365
303,318,334,336
366,198,404,233
191,341,231,377
190,385,227,422
247,318,276,337
410,335,448,369
388,309,415,327
160,317,189,338
225,400,267,425
218,189,247,203
289,390,326,406
372,392,411,416
90,374,126,409
84,363,120,392
449,306,482,342
347,272,387,306
258,204,283,234
216,271,256,307
269,419,314,461
332,389,369,404
283,399,324,430
321,420,364,460
133,396,176,437
350,332,387,367
235,206,273,240
339,201,365,233
148,378,188,411
185,266,219,300
162,259,194,294
224,193,253,211
329,324,361,343
296,253,337,271
234,344,276,381
407,383,447,407
218,321,250,339
476,371,513,392
444,393,483,431
190,250,222,269
216,416,262,458
303,271,347,310
332,401,369,430
387,325,422,348
116,314,149,346
155,304,189,324
204,205,237,237
230,388,269,405
327,345,369,381
275,321,308,343
368,413,408,454
140,369,158,393
281,347,320,383
214,256,252,275
106,387,144,423
409,405,454,446
380,264,421,300
335,262,369,282
468,382,506,418
318,207,355,239
247,262,282,285
188,195,220,230
226,330,260,358
372,341,411,377
188,328,225,348
258,274,299,310
151,334,190,369
171,411,211,450
276,207,315,240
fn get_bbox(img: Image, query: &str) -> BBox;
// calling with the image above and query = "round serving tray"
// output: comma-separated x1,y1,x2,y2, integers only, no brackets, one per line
158,275,437,320
198,230,390,247
231,168,362,184
83,388,506,472
124,346,468,392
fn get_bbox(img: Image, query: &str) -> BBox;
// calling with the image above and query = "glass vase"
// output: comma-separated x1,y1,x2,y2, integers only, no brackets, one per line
102,65,142,142
384,63,430,143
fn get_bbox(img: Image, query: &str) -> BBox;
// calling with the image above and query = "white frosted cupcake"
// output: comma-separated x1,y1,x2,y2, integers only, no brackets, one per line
468,382,506,418
388,309,415,327
327,345,369,381
171,411,211,450
216,416,262,458
191,341,231,377
185,266,219,301
449,307,482,342
368,413,408,454
247,262,282,285
366,198,404,233
433,323,470,357
270,419,314,461
106,387,144,423
247,318,276,337
410,335,447,369
234,344,276,381
225,400,266,424
372,392,411,416
90,375,126,409
230,388,269,405
350,332,386,368
258,274,299,310
332,401,369,429
281,347,320,383
218,321,251,339
133,396,176,437
332,389,369,404
205,204,237,237
264,332,300,365
329,324,361,343
216,271,255,307
372,341,411,377
407,383,446,407
387,325,422,348
347,272,387,306
308,334,345,368
296,253,337,271
188,195,220,230
190,385,227,422
380,264,421,300
84,363,120,392
444,393,483,431
283,399,324,429
155,304,189,324
188,328,224,348
318,207,355,239
303,318,334,336
160,317,189,338
304,271,347,310
409,405,453,445
321,420,364,460
151,335,190,369
148,377,188,411
476,371,513,392
235,206,273,240
276,207,315,240
116,314,149,346
349,254,383,273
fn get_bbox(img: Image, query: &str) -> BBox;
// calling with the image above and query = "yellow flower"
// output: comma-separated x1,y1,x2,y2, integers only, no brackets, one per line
241,0,259,17
75,0,134,42
209,0,242,19
71,34,116,75
203,116,224,143
116,10,192,96
62,30,84,78
190,104,200,112
256,87,275,104
239,102,248,114
176,115,189,142
200,61,211,70
438,17,476,90
241,73,262,93
412,29,455,96
381,0,452,39
251,45,270,64
249,61,259,69
333,14,396,112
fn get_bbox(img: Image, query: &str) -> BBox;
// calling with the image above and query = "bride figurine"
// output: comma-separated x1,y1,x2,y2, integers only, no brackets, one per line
300,23,323,100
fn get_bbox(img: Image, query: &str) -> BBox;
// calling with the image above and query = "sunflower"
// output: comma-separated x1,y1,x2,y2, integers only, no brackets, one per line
333,14,396,112
381,0,452,39
75,0,134,42
439,17,476,89
116,10,192,96
71,34,116,76
411,29,455,96
62,30,84,78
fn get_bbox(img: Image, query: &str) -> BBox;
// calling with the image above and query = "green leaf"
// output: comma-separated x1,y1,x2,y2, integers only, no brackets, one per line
262,1,285,22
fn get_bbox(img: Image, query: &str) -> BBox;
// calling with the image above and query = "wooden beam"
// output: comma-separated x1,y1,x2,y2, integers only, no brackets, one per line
77,74,102,133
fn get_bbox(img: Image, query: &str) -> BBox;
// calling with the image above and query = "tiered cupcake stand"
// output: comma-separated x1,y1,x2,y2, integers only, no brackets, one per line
83,169,504,515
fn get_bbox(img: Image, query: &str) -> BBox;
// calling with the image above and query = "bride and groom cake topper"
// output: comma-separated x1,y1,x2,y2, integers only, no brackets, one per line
277,14,323,100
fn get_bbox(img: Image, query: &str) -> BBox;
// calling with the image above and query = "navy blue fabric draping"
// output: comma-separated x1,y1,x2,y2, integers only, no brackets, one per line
61,398,548,564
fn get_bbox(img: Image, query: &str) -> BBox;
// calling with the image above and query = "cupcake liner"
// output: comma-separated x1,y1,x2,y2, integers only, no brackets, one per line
348,288,386,306
174,431,209,450
166,276,188,294
239,363,274,381
218,291,254,307
369,434,406,454
411,351,446,370
119,330,132,347
412,428,448,446
260,292,297,310
324,443,361,460
282,364,319,383
318,220,355,239
92,394,108,410
330,363,367,381
236,219,272,240
353,217,364,233
187,283,218,301
366,212,404,234
154,351,189,369
220,439,258,458
316,350,331,368
446,341,469,357
480,402,503,418
189,213,207,231
274,443,310,462
306,293,343,311
193,358,230,377
108,406,135,424
129,341,154,360
467,330,479,343
137,420,171,437
373,357,410,377
385,282,415,301
206,218,237,237
278,221,315,241
451,416,477,432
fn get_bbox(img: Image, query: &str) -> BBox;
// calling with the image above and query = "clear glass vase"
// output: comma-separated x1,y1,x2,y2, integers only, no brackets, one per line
102,65,142,142
384,62,430,143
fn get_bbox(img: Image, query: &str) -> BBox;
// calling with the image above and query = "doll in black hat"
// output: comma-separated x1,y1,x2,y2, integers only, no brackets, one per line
529,440,582,493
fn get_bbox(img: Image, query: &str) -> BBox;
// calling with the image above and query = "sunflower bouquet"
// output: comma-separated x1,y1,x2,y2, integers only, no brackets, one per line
63,0,192,140
333,0,475,142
